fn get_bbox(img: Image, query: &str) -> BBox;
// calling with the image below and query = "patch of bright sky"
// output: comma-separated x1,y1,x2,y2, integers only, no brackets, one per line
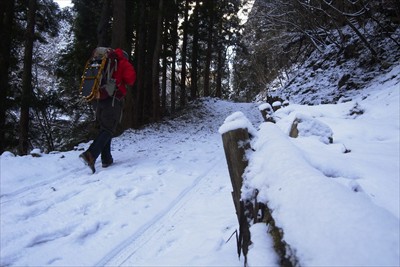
55,0,72,9
239,0,255,25
55,0,254,23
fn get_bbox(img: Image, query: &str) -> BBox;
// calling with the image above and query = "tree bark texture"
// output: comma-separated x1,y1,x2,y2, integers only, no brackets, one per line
221,128,250,219
152,0,163,122
97,0,112,47
0,0,15,153
170,3,178,113
111,0,127,50
179,0,189,108
18,0,37,155
190,0,200,100
203,1,214,97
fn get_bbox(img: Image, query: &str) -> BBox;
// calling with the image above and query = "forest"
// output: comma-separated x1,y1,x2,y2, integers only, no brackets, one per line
0,0,399,155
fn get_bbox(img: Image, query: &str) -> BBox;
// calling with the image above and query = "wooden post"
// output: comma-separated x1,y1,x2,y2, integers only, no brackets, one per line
221,127,252,264
221,119,296,266
221,128,251,219
259,103,275,123
252,190,295,267
272,101,282,111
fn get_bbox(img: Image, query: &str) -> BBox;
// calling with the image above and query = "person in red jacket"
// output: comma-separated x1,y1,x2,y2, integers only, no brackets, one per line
80,48,136,173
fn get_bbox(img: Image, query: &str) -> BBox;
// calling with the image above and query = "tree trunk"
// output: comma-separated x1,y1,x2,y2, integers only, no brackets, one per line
152,0,163,122
143,0,157,123
216,19,224,98
111,0,132,131
111,0,127,50
161,19,168,116
18,0,37,155
180,0,190,108
170,2,178,113
204,2,214,97
161,53,167,116
97,0,112,47
190,0,200,100
0,0,15,153
216,47,223,98
133,0,146,127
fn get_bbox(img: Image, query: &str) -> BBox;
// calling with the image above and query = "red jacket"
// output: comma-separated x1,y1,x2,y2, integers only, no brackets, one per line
113,48,136,99
99,48,136,100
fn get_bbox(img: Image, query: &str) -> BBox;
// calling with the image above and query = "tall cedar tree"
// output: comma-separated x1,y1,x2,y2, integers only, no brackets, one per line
203,1,214,97
18,0,37,155
179,0,190,107
190,0,200,100
170,1,178,113
0,0,15,153
152,0,163,122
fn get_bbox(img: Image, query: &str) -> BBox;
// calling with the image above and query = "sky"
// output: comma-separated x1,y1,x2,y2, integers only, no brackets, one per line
55,0,72,9
238,0,255,24
1,62,399,266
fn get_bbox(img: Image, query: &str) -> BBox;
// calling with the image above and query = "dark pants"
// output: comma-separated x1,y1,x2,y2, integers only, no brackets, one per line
87,97,123,163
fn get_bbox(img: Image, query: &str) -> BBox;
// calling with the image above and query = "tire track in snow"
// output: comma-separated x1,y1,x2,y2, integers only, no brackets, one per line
95,156,224,267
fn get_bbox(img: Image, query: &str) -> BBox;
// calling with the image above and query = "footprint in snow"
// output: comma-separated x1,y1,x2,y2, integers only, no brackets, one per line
349,180,364,193
76,221,109,244
115,188,133,198
27,225,76,247
157,168,167,175
131,189,155,201
157,238,177,254
47,257,63,265
20,198,44,207
17,204,52,221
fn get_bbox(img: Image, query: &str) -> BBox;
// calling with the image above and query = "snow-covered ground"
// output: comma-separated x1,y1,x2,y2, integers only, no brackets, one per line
1,65,399,266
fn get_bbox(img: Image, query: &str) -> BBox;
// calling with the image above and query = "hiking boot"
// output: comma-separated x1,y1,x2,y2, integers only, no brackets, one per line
102,158,113,168
79,151,96,173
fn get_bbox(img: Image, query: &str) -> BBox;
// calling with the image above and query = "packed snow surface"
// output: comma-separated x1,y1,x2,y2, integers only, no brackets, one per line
1,65,399,266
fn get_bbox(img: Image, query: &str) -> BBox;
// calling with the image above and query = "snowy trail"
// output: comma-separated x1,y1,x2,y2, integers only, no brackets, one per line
97,156,225,266
1,99,258,267
91,101,260,266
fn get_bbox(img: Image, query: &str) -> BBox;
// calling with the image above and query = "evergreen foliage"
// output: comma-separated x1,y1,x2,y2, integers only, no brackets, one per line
1,0,63,154
0,0,244,154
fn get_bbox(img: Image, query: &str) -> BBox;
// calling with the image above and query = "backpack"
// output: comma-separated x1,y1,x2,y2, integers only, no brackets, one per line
79,47,117,102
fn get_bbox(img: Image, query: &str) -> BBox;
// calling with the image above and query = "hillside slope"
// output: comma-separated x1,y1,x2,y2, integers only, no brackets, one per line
266,23,400,106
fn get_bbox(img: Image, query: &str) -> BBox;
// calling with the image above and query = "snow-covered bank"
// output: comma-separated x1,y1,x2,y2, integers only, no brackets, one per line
241,65,400,266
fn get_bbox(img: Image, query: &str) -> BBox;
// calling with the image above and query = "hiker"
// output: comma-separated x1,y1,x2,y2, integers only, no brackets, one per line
80,48,136,173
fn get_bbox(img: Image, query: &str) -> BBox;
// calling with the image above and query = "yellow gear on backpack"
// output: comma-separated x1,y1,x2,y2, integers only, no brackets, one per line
79,47,113,102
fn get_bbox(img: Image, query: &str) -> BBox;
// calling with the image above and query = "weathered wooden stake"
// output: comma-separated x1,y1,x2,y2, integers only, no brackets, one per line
221,128,251,218
222,127,252,265
222,126,297,267
259,103,275,123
